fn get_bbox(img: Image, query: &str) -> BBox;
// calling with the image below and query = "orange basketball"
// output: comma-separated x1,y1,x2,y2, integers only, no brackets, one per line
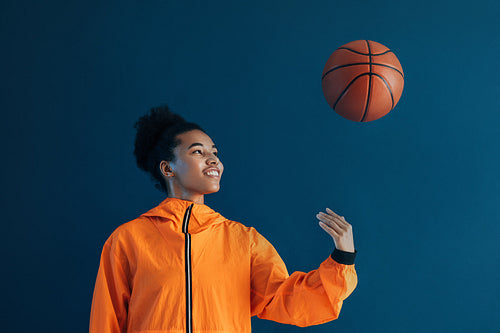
321,40,404,122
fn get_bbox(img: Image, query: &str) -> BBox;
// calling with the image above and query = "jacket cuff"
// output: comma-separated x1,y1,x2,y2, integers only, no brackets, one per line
331,248,357,265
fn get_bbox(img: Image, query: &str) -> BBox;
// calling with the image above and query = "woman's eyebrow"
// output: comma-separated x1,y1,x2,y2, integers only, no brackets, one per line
188,143,217,149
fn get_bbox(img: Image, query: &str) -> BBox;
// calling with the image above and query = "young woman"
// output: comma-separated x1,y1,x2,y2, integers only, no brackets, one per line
90,105,358,333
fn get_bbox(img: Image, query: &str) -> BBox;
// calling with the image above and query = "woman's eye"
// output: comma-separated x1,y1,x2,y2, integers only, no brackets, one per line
192,149,218,156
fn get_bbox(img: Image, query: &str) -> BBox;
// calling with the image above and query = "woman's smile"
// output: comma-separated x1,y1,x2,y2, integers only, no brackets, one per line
203,167,221,179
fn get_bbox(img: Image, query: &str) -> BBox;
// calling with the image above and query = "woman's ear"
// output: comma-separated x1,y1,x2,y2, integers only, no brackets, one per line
159,160,174,177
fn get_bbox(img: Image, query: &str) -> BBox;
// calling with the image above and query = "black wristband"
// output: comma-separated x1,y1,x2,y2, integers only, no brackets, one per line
331,248,357,265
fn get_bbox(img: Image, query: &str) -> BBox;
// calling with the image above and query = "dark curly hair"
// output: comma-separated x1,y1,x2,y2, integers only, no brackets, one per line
133,105,205,194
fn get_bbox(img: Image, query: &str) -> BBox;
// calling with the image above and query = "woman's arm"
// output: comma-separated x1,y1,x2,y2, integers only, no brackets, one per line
89,240,130,333
249,215,357,327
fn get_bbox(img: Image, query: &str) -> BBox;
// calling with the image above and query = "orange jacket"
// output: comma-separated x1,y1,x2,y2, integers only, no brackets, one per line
90,197,357,333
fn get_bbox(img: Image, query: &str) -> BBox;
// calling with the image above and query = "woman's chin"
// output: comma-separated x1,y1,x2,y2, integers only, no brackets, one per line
202,185,220,195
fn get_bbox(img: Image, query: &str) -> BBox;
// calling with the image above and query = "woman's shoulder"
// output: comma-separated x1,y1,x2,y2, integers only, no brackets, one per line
217,219,266,241
219,218,254,231
102,216,154,248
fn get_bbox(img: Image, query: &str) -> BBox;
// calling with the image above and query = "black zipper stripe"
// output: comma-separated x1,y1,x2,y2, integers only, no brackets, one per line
182,204,194,333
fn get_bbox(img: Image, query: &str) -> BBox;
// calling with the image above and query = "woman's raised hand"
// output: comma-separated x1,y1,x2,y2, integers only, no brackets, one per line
316,208,355,253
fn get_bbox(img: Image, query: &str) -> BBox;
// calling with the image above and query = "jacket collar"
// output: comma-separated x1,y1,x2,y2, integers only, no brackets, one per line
140,197,227,233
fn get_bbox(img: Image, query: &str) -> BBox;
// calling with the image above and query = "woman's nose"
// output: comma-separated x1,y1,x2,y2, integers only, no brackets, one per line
207,154,218,164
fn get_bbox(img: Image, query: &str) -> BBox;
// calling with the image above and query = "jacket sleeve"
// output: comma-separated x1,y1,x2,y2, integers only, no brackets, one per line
89,238,130,333
250,229,358,327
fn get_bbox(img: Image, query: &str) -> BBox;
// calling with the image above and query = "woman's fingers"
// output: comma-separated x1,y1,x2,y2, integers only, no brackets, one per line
319,221,339,238
317,211,348,231
317,216,343,235
316,212,344,233
317,208,355,253
325,208,350,228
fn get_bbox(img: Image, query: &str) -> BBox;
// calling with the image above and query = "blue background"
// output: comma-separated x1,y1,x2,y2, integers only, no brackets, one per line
2,0,499,332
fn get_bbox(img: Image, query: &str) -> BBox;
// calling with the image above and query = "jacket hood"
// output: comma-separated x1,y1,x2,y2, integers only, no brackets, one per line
140,197,228,233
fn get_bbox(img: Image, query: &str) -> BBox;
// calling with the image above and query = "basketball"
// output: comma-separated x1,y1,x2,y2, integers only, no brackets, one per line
321,40,404,122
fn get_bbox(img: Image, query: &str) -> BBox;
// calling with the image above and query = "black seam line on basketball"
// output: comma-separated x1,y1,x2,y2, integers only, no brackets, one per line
372,73,395,109
361,40,372,122
337,47,392,56
322,63,403,80
332,73,370,110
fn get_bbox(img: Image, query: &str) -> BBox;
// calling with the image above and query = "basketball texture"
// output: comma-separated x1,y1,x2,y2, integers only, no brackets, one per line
321,40,404,122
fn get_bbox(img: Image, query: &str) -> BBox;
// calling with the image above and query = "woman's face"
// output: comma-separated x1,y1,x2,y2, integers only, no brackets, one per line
161,130,224,201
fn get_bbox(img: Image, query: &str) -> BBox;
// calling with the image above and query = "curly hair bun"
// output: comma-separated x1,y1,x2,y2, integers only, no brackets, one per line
133,105,187,172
